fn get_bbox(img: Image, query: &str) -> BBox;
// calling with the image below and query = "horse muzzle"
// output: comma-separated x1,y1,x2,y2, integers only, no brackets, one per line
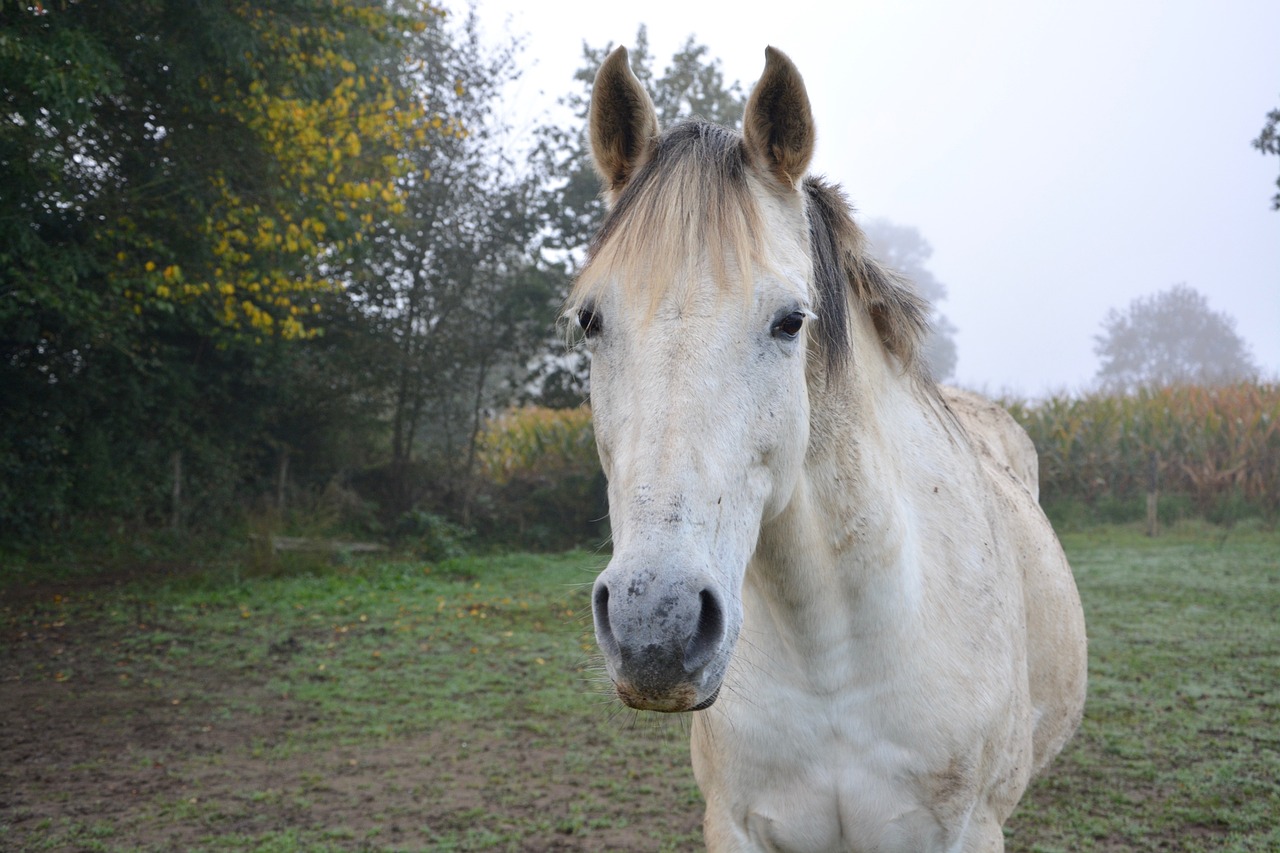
591,562,734,713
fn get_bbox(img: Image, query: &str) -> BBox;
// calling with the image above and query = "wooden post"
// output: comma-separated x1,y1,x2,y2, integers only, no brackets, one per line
1145,450,1159,537
276,446,290,514
170,450,182,531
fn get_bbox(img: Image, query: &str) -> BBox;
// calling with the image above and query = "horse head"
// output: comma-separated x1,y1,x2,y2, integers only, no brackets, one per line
572,47,820,712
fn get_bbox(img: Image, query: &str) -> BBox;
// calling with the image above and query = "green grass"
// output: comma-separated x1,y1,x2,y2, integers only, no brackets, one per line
1010,523,1280,852
2,525,1277,851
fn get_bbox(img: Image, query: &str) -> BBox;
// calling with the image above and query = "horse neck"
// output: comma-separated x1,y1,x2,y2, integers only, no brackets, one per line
746,344,956,660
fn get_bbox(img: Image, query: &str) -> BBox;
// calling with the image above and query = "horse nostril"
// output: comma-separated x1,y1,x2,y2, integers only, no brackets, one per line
593,581,620,658
684,588,725,673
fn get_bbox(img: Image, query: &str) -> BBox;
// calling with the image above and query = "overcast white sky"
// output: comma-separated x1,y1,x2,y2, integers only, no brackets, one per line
475,0,1278,397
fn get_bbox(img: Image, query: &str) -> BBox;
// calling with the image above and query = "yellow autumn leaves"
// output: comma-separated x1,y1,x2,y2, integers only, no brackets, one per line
119,2,448,341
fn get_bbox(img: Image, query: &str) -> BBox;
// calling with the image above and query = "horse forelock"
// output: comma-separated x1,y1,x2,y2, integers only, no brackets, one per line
570,120,763,319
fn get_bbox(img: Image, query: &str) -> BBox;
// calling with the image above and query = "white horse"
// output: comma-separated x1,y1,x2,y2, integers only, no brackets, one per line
569,45,1086,853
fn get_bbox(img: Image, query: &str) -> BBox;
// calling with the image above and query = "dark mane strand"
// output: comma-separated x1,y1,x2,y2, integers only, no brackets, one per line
802,176,935,385
802,177,852,374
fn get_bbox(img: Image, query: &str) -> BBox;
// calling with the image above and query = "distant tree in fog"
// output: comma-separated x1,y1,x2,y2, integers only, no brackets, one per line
1252,101,1280,210
1093,284,1258,392
862,219,958,381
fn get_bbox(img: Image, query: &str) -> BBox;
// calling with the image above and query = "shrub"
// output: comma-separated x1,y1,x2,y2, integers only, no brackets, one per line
471,406,607,550
392,510,473,561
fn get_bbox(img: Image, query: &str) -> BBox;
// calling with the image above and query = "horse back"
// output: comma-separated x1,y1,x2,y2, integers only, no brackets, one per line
941,386,1039,499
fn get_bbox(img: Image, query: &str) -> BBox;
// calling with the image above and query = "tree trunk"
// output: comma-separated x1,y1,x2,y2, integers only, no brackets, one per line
458,352,494,527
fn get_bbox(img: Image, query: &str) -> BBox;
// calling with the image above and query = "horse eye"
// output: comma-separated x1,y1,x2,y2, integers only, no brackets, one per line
773,311,806,340
577,307,602,338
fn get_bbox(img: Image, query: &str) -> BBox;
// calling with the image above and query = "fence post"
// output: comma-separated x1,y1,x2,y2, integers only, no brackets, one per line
170,450,183,531
1146,450,1159,537
276,446,290,514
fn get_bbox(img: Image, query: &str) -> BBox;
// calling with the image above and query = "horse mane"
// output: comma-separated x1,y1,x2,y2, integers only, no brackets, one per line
802,176,935,384
571,119,935,384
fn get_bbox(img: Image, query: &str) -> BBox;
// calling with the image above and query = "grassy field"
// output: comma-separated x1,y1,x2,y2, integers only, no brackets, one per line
2,523,1277,852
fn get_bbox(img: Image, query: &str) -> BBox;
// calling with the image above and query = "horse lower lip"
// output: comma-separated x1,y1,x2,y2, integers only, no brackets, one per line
615,680,701,713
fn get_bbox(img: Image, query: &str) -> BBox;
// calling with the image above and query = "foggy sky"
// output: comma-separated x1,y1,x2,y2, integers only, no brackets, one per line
478,0,1279,397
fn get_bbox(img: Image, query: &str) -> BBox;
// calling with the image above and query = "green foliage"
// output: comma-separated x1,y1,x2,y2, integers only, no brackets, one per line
1,0,437,342
1,1,449,544
1,2,576,553
392,510,473,561
1252,101,1280,210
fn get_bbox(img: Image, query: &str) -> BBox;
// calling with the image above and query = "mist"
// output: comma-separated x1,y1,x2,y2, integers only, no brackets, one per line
477,0,1280,397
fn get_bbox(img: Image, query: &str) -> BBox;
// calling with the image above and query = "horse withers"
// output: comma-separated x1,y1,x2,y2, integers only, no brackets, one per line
568,45,1086,853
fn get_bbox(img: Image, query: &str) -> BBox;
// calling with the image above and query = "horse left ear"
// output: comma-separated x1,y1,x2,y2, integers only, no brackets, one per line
743,47,815,189
590,46,660,203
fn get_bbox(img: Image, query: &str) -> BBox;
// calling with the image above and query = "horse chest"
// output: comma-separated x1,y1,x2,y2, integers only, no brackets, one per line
767,750,958,852
694,688,986,853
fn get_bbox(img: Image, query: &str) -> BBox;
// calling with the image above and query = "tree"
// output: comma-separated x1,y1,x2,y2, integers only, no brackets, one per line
1253,100,1280,210
541,26,748,262
1093,284,1259,392
1,1,435,346
0,0,444,541
341,9,563,520
862,219,958,381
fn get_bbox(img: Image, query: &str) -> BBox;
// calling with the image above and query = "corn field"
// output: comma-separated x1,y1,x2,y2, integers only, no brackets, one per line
1003,382,1279,521
477,405,597,486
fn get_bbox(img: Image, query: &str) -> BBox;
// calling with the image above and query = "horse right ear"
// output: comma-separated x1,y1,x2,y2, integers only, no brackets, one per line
589,46,660,203
743,46,815,189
